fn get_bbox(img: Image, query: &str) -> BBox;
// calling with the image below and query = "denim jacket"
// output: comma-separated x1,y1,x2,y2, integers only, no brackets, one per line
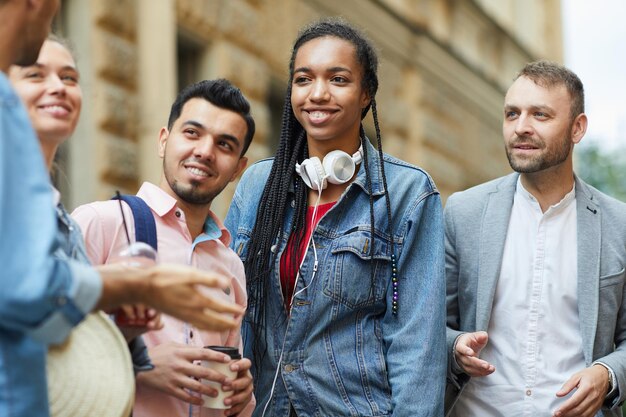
225,140,446,417
1,73,101,417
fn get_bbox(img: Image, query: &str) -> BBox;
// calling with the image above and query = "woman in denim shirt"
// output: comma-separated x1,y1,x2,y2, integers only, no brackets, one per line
9,36,158,374
225,18,446,417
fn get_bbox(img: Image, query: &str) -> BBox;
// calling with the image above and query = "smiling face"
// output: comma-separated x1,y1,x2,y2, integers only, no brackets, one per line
159,98,248,206
9,39,81,161
503,76,585,174
290,36,370,154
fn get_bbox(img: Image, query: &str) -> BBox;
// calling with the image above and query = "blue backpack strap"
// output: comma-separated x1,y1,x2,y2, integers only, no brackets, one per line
111,195,158,251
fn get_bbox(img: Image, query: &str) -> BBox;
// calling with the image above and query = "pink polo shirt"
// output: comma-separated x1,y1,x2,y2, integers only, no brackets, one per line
72,182,253,417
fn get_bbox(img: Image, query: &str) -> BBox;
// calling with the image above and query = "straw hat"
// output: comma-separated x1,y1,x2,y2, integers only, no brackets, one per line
47,311,135,417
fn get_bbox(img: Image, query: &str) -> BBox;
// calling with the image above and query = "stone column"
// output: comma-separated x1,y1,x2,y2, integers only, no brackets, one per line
63,0,97,208
137,0,178,185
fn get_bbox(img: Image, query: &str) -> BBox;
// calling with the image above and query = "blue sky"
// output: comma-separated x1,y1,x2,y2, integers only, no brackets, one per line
563,0,626,150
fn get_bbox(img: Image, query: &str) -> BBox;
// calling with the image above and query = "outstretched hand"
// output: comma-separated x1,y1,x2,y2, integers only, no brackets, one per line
143,264,244,331
454,331,495,377
97,263,244,332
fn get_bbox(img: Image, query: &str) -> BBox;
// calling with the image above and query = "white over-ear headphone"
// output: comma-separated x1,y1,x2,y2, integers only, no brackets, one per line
295,146,363,190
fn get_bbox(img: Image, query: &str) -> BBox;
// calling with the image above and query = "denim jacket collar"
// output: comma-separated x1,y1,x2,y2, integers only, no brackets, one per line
351,138,386,197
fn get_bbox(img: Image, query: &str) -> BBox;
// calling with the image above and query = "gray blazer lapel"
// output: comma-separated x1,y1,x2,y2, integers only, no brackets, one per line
575,177,601,364
476,174,517,330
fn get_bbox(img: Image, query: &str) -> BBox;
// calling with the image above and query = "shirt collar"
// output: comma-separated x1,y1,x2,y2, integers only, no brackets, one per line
52,186,61,207
136,182,230,245
136,182,178,217
515,176,576,214
194,211,230,247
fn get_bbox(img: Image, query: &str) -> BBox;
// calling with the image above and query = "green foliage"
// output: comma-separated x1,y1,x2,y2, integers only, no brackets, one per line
575,142,626,203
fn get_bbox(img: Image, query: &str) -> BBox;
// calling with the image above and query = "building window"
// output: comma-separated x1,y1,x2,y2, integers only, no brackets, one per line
177,32,203,91
266,77,286,153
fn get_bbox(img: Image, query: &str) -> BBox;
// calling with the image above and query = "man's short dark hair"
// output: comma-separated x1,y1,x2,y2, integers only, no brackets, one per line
167,79,255,156
515,60,585,120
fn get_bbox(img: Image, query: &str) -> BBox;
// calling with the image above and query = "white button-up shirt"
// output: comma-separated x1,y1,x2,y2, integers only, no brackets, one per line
452,178,584,416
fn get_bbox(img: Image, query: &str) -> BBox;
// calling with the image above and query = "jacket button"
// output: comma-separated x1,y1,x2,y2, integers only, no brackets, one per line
526,389,532,396
284,364,294,372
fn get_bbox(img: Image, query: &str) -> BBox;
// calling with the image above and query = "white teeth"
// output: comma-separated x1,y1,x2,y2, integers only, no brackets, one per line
310,111,329,120
187,167,209,177
41,105,69,115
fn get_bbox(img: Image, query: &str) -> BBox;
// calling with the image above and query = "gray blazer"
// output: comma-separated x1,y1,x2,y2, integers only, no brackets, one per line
445,173,626,416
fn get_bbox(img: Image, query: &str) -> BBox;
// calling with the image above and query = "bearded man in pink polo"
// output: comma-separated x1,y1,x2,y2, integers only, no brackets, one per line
73,79,255,417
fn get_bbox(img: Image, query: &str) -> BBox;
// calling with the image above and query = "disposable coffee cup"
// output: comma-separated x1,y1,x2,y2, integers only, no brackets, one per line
201,346,242,409
111,242,158,327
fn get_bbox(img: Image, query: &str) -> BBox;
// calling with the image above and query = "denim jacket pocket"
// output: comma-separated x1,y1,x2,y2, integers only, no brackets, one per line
233,231,258,319
233,230,252,262
324,229,392,308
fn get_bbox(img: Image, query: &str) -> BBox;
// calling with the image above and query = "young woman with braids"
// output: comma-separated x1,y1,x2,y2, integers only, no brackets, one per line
225,18,445,416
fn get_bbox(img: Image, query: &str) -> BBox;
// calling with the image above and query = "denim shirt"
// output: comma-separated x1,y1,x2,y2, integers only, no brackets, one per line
225,140,446,417
0,73,101,417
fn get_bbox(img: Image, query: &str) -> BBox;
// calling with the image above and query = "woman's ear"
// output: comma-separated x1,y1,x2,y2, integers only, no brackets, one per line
361,91,371,109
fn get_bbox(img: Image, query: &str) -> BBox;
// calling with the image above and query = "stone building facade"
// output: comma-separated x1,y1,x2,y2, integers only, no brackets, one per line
55,0,562,215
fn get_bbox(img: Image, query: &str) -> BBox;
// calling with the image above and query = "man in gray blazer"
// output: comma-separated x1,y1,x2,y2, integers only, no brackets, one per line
445,61,626,417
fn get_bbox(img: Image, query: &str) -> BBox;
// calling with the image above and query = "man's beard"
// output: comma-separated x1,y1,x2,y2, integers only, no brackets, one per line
168,179,219,205
163,157,221,205
163,149,227,205
505,134,572,173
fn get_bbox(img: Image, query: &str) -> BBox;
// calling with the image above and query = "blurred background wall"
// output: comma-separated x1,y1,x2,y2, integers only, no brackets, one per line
53,0,563,216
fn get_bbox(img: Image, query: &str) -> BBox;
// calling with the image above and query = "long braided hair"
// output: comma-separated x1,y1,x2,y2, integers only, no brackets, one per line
244,17,395,378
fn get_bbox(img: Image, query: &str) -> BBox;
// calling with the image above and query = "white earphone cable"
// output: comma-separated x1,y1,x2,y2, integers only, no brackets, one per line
290,181,322,306
261,176,324,417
